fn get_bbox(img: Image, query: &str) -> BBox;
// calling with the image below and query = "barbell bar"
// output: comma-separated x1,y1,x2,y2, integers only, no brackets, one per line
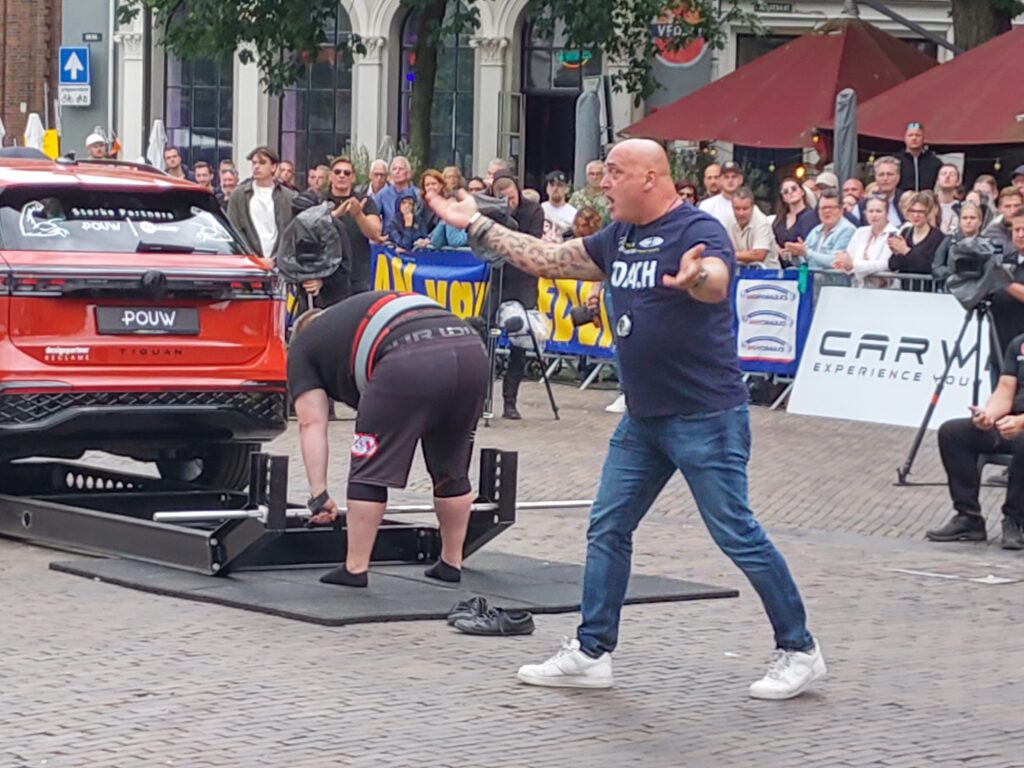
152,498,593,525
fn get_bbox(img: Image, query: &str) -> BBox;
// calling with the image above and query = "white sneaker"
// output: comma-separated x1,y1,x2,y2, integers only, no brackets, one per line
748,640,827,700
517,637,614,689
605,394,626,414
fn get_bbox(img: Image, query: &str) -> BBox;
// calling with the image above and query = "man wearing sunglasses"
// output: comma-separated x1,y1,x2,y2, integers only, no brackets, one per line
324,156,383,295
899,122,943,193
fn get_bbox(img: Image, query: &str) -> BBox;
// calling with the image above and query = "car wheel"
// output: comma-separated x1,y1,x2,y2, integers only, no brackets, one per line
156,443,259,491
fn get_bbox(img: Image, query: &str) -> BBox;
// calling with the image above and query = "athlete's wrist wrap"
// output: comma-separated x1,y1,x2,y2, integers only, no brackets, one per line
307,490,332,512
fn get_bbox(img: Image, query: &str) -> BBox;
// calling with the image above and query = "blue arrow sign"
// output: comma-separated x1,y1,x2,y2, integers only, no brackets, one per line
59,47,91,85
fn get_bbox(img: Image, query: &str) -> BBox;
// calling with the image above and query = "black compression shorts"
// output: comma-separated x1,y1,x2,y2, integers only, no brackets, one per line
348,320,488,495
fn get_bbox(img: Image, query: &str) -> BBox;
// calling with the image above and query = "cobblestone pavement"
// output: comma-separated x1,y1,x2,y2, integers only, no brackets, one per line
3,383,1023,768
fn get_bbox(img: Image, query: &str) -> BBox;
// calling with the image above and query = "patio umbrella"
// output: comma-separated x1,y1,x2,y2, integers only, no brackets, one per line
833,88,858,184
0,116,6,146
147,119,167,170
574,89,601,190
23,113,45,150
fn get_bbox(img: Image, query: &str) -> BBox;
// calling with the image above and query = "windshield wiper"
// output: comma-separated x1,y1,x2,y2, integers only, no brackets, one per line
135,241,217,254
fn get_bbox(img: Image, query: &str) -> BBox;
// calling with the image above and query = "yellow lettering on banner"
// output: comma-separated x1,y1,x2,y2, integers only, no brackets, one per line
473,282,489,316
373,253,392,290
449,281,474,318
390,257,416,292
537,277,613,349
424,280,448,308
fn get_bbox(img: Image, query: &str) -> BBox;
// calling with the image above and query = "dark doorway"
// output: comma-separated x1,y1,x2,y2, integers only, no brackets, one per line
523,95,576,192
521,16,601,193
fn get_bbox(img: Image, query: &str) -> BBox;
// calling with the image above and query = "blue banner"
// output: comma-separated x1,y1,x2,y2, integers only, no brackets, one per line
731,268,814,376
372,246,490,318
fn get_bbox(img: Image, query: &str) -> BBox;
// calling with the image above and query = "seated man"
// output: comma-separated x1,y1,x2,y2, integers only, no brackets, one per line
288,291,490,586
728,187,779,270
928,328,1024,550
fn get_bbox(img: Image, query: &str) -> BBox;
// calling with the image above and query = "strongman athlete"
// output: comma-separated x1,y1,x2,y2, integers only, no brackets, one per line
287,291,489,587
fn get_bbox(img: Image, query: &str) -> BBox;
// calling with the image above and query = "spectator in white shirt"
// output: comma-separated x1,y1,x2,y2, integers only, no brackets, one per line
832,196,899,287
699,161,742,230
541,170,578,236
728,187,778,269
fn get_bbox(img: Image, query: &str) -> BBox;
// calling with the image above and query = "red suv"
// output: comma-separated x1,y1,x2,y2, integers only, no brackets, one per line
0,150,287,489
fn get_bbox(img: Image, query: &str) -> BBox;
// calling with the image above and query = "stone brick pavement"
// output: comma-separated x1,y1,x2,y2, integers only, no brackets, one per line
2,383,1023,767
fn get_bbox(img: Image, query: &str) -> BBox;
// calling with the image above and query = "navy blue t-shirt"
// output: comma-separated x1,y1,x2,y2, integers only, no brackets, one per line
582,203,747,417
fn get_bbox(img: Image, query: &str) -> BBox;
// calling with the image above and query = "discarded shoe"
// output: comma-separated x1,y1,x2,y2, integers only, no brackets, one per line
453,608,535,636
447,596,489,626
1001,516,1024,550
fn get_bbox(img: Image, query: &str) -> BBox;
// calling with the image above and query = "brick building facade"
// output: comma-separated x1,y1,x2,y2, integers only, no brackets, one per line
0,0,61,140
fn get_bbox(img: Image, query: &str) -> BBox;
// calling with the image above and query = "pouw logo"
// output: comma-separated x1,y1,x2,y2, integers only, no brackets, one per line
742,309,794,328
740,284,794,301
351,433,379,458
741,336,793,355
638,236,664,248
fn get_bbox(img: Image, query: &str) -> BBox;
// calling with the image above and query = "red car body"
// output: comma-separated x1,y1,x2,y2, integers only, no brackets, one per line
0,154,287,487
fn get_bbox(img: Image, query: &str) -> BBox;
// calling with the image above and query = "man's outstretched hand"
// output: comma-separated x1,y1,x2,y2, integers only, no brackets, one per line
662,244,706,291
425,188,479,230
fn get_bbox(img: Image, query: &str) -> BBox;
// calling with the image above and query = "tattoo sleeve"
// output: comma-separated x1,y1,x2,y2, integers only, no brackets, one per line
470,220,606,281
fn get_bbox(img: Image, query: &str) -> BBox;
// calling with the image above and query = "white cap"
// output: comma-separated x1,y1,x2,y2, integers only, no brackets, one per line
85,133,105,147
814,171,839,190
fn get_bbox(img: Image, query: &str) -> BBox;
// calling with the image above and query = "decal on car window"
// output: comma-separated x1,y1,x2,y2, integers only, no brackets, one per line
19,201,69,238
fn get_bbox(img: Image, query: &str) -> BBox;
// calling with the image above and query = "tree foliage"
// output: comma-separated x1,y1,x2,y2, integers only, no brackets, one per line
950,0,1023,50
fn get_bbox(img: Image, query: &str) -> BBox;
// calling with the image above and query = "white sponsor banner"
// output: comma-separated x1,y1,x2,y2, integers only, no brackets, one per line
735,277,800,363
789,287,992,428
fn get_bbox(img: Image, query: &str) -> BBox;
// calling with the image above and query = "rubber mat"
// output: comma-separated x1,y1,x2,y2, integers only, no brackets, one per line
50,550,738,627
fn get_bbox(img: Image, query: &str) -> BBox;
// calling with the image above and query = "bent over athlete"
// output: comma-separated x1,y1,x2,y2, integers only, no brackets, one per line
287,291,489,587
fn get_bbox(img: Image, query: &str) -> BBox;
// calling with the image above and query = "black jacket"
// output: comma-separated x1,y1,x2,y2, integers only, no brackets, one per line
493,173,543,309
899,149,943,192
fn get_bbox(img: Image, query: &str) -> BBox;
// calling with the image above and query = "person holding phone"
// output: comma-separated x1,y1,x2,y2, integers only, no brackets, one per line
928,330,1024,549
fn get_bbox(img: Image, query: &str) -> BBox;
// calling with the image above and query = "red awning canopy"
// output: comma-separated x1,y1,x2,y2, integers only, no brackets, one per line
851,26,1024,145
623,20,936,148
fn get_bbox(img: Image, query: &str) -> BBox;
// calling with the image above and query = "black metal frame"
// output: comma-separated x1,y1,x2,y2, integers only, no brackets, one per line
0,449,517,576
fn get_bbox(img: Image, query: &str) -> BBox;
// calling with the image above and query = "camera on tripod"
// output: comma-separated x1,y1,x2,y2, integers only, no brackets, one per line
946,236,1010,311
569,304,600,327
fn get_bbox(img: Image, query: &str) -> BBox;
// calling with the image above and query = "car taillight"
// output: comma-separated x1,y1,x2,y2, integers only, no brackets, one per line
0,271,9,295
226,276,281,299
10,276,67,295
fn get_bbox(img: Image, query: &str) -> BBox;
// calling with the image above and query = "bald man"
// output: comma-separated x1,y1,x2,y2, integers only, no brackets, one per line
427,138,824,700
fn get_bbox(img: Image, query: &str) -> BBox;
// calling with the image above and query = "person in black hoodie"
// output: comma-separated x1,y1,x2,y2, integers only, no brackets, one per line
491,172,544,419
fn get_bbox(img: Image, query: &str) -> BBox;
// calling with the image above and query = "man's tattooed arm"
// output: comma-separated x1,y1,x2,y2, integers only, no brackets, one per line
469,218,606,281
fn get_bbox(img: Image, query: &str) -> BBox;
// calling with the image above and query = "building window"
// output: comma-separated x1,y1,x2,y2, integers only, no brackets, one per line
164,53,234,169
280,6,353,176
399,3,474,170
522,18,602,94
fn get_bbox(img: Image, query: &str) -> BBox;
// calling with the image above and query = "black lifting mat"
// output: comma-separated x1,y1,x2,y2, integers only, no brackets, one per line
50,551,738,626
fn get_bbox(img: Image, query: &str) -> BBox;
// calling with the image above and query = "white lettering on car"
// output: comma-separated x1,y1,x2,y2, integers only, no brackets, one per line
121,309,179,327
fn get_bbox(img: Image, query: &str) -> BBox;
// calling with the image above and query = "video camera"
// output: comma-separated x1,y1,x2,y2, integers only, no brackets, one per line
946,236,1010,310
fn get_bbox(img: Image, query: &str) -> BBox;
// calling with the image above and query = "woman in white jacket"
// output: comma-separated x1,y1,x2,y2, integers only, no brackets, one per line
831,196,898,287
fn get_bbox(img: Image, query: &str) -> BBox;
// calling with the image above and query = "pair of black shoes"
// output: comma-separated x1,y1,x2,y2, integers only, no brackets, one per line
447,597,535,636
926,513,1024,550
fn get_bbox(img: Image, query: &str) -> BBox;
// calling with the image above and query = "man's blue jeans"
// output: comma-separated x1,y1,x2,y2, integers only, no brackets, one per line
577,404,813,657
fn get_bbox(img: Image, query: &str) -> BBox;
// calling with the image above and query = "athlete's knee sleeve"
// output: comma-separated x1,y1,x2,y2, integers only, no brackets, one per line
433,476,471,498
347,482,388,503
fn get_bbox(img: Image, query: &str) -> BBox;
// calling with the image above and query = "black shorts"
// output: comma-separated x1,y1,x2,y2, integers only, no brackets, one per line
348,330,489,493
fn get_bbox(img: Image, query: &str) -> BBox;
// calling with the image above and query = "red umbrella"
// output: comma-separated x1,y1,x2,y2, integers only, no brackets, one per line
852,26,1024,145
622,20,936,148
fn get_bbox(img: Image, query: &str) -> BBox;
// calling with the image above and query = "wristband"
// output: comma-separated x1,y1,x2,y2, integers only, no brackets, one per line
307,490,332,512
692,265,709,289
467,210,483,228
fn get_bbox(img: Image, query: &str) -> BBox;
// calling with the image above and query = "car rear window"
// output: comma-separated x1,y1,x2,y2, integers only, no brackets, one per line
0,186,248,254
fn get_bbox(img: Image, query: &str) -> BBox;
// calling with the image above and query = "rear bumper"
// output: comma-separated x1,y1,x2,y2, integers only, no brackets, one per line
0,389,287,460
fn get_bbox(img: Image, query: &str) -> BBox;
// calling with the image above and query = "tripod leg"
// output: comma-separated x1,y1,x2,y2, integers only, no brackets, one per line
897,308,974,484
528,327,560,420
972,304,985,407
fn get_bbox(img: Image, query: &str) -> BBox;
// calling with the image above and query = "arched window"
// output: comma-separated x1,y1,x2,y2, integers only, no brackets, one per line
522,18,602,93
164,53,234,168
279,6,353,176
399,4,474,170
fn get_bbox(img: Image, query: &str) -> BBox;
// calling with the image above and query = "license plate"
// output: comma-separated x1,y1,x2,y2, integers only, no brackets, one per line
96,307,200,335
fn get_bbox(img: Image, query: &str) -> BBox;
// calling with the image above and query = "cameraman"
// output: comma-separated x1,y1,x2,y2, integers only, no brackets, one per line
989,211,1024,350
928,320,1024,549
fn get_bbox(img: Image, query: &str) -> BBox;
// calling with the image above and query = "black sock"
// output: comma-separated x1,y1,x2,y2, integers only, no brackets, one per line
319,565,368,587
424,559,461,583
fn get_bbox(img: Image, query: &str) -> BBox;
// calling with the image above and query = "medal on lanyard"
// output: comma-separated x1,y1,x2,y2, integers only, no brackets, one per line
616,312,633,338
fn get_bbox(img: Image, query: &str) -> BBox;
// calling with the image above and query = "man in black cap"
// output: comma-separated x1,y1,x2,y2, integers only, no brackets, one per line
288,292,489,587
542,170,578,236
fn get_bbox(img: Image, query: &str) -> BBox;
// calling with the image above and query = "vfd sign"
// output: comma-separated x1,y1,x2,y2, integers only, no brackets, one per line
789,287,991,428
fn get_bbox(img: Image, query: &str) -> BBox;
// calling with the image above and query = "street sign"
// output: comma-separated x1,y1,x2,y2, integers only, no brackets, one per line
59,85,92,107
82,33,103,43
59,47,90,85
